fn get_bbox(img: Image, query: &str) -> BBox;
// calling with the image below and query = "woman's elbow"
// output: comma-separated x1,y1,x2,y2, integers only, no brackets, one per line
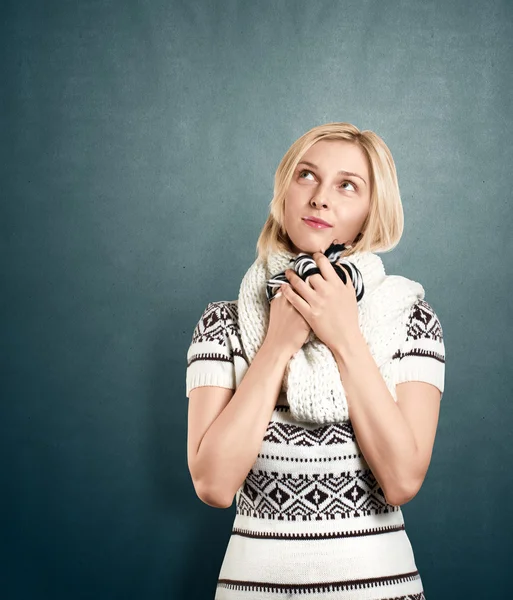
194,480,233,509
385,481,421,507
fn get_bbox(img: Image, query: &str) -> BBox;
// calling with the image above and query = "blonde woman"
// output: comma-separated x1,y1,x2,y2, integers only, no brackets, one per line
186,122,445,599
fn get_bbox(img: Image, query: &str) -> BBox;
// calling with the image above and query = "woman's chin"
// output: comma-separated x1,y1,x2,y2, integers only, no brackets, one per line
292,236,342,256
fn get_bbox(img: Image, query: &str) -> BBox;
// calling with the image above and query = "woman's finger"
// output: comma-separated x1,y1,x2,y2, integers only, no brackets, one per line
285,269,317,304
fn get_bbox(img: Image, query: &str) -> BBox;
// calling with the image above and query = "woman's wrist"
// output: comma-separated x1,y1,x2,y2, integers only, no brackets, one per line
260,335,294,364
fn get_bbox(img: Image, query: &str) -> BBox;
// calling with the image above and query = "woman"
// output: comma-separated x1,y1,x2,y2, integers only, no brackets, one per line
186,122,445,599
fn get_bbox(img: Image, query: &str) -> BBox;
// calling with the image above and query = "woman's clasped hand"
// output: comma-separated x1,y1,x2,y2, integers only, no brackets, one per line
280,252,361,352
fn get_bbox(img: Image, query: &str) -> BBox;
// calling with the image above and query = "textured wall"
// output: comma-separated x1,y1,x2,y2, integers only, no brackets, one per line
2,0,512,598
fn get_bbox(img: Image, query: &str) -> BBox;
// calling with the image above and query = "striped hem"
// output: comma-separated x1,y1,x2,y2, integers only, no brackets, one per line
217,570,423,594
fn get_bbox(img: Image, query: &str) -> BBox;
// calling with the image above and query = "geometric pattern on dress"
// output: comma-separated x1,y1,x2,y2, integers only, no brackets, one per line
257,452,363,464
222,300,240,339
237,468,398,521
188,301,247,368
405,299,443,342
263,420,355,447
191,301,229,346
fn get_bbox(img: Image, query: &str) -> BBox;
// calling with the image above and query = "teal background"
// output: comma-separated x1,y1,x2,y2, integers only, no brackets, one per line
2,0,512,598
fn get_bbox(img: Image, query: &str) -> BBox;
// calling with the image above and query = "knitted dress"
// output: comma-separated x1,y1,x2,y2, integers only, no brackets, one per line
186,299,445,599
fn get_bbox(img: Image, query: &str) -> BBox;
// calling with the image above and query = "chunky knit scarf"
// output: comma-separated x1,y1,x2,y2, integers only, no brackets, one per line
237,242,425,424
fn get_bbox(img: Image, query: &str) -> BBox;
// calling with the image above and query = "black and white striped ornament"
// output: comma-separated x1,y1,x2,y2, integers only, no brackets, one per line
266,241,365,303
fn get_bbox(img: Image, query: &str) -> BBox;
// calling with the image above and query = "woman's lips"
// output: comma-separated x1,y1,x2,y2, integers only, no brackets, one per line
303,218,332,229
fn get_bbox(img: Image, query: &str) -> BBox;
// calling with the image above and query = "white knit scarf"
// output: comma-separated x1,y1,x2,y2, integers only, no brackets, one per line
237,247,425,424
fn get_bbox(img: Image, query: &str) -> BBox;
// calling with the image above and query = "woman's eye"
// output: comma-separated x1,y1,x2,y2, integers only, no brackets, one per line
299,169,314,180
299,170,356,192
341,181,357,192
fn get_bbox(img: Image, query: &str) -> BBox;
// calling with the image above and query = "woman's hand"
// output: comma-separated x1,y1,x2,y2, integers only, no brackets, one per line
280,252,361,353
265,284,312,357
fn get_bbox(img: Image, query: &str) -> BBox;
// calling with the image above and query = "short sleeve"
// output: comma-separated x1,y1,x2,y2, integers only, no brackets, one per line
394,299,446,399
186,301,236,398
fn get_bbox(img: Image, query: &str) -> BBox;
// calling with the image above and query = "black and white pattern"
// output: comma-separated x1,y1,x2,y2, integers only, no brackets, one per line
266,241,365,303
190,301,231,347
215,396,427,598
217,576,426,597
186,298,446,597
187,302,246,369
404,299,444,342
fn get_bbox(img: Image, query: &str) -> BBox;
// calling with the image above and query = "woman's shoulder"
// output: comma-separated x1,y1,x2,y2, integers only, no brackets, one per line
197,300,240,342
186,301,240,397
394,298,446,396
404,298,444,343
204,299,238,321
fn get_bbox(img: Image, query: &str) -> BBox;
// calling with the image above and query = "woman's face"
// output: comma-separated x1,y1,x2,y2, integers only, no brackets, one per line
283,139,371,255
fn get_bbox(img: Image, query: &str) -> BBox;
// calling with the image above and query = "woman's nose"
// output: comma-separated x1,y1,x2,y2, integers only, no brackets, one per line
311,199,328,208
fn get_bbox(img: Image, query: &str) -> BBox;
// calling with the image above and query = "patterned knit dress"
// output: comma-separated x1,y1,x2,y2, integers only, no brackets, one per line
186,299,445,599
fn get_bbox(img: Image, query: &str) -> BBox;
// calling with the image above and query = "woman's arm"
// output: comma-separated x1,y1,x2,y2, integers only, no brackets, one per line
332,333,440,506
190,338,292,508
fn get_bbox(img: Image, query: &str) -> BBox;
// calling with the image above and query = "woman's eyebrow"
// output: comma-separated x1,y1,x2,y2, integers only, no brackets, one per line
297,161,367,185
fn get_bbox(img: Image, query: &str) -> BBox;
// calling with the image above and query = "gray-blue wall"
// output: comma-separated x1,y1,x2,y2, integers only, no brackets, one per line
2,1,512,598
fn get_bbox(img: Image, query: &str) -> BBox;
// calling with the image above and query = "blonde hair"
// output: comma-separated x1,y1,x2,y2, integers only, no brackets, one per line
255,122,404,262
